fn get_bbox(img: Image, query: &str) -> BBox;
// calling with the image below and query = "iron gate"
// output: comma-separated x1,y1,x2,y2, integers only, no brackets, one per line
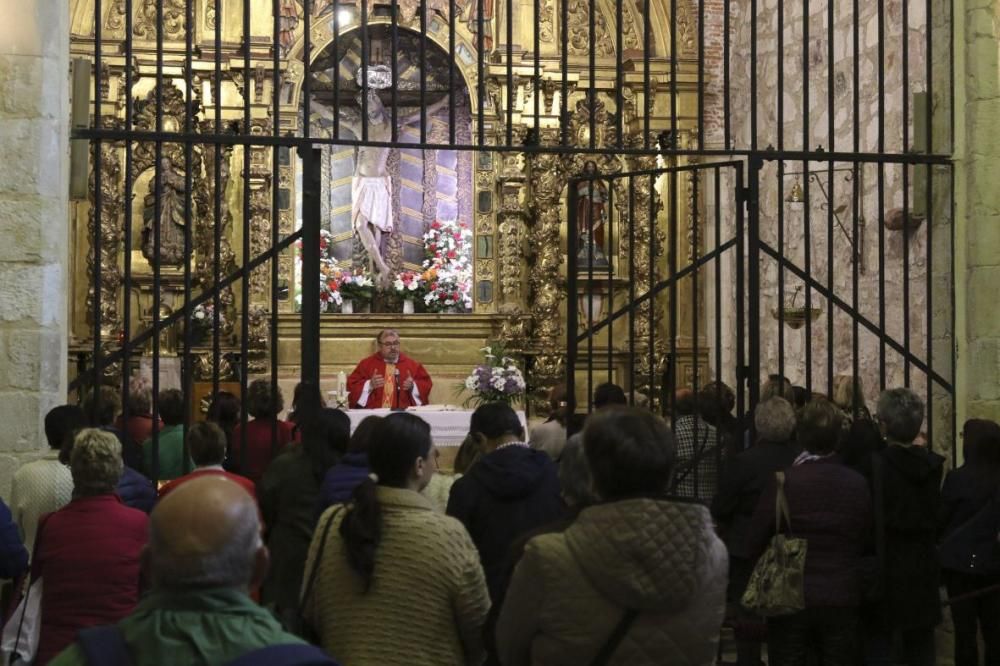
70,0,954,481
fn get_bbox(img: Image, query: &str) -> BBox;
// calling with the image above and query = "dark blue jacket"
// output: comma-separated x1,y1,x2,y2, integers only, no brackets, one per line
117,466,156,514
446,445,564,601
318,452,370,511
0,497,28,579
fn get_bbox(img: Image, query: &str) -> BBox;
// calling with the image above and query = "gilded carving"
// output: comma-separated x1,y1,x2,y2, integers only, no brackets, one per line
567,1,614,56
477,259,496,277
193,351,238,382
675,0,697,56
193,134,237,340
539,0,555,42
248,184,273,296
87,140,125,340
134,0,187,40
246,305,270,350
106,0,126,32
526,142,565,384
132,83,199,268
686,164,700,265
497,178,526,302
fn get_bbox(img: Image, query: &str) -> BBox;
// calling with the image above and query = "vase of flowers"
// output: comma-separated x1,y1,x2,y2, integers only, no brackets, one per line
338,270,375,313
422,219,473,313
460,343,527,407
393,270,425,314
190,303,223,345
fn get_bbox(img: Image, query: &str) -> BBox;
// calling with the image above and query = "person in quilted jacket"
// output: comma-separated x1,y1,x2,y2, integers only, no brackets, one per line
496,406,728,666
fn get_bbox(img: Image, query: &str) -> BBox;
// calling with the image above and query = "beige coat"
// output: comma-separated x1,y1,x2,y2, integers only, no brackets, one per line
302,486,490,665
496,498,728,666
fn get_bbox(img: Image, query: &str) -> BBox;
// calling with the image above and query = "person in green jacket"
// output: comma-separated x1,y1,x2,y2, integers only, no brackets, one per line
141,388,188,481
49,476,314,666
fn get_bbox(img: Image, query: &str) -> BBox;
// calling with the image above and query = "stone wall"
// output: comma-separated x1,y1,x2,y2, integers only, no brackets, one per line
961,0,1000,424
0,1,70,497
710,0,955,451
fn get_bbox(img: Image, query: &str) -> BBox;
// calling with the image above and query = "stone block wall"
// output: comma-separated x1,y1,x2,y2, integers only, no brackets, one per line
962,0,1000,425
0,1,70,497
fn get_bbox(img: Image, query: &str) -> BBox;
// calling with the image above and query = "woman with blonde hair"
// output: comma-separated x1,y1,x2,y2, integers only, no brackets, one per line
32,429,148,665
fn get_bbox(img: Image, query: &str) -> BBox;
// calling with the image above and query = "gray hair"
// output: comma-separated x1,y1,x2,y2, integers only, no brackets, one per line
754,397,797,443
71,428,123,497
877,388,924,443
376,328,399,343
558,435,600,507
149,502,261,590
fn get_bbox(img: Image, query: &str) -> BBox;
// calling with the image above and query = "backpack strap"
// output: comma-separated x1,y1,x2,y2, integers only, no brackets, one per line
589,608,639,666
224,644,341,666
77,625,133,666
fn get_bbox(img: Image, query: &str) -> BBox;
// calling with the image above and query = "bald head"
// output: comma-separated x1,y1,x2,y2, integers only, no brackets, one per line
149,476,264,591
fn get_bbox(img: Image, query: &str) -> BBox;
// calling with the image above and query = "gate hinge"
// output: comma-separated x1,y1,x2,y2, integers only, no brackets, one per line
736,186,752,204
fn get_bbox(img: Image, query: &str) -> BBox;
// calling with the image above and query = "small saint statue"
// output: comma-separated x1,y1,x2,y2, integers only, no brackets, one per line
576,160,610,270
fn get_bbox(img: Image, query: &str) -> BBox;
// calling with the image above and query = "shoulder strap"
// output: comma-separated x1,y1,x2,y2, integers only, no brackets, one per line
774,471,793,535
78,625,133,666
298,506,344,620
589,608,639,666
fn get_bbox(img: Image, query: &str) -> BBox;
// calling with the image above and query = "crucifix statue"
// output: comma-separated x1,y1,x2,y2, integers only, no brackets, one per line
312,64,451,287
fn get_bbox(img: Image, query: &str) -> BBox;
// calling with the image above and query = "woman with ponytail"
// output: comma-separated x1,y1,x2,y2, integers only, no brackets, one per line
301,413,490,665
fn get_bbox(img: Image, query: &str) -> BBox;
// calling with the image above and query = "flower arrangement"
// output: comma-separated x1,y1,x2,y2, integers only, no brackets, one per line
337,269,375,302
296,230,345,313
190,302,223,342
392,270,426,298
460,343,527,407
422,219,473,312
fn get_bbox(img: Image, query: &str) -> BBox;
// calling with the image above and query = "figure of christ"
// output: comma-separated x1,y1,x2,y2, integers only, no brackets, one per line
313,89,452,286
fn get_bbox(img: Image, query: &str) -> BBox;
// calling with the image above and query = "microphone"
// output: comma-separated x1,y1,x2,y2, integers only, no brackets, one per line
393,367,402,411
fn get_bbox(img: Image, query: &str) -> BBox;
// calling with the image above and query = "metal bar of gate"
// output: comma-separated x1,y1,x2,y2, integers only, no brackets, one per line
300,147,322,386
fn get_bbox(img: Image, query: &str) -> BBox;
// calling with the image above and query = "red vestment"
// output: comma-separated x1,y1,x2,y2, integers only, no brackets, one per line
347,352,433,409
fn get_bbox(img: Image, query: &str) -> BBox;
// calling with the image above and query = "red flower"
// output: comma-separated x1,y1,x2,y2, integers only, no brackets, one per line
451,293,460,302
430,283,438,290
428,243,437,252
431,221,442,229
439,293,447,300
453,232,461,240
447,251,457,259
320,292,329,301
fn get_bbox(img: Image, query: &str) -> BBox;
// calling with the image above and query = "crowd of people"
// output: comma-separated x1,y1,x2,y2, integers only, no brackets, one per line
0,372,997,666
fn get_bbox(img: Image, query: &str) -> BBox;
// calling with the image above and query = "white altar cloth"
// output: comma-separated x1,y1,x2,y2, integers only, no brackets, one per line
343,407,526,447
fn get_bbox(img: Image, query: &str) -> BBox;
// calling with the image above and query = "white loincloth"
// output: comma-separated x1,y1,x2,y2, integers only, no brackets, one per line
352,176,393,233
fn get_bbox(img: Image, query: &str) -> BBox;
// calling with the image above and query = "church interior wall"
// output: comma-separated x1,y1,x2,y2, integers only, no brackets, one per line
714,0,955,451
2,0,991,497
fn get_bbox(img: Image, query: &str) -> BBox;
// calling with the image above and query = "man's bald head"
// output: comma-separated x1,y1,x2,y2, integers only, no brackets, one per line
149,476,265,591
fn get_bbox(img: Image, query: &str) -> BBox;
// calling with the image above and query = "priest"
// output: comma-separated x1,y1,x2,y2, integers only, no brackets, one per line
347,329,433,409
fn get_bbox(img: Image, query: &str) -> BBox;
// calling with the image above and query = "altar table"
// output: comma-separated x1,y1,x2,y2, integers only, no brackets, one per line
342,407,527,447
